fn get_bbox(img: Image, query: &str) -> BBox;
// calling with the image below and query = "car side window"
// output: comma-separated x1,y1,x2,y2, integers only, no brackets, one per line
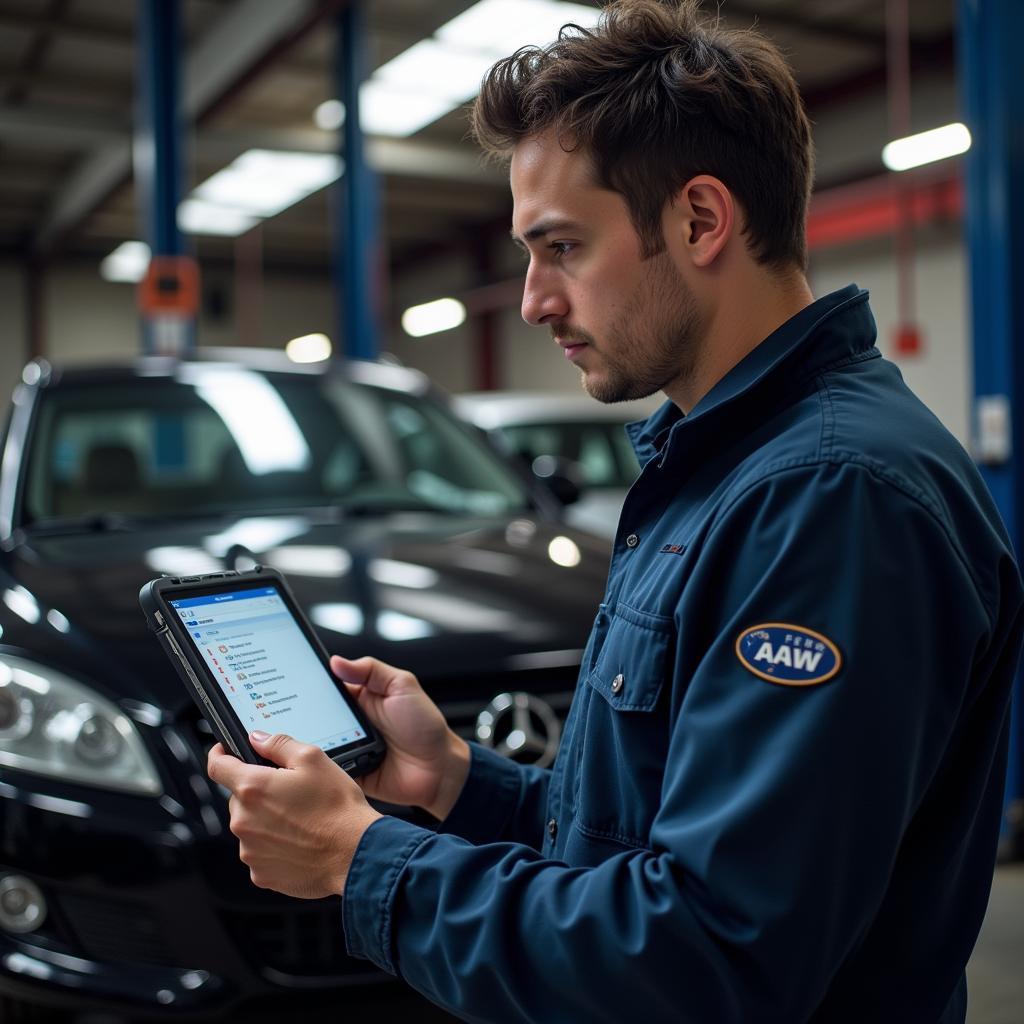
501,422,641,489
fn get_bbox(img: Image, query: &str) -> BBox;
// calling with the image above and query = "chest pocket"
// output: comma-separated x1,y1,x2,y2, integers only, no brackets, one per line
572,602,673,849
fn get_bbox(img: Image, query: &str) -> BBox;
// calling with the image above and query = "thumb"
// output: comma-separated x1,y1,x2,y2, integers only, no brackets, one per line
330,654,370,686
249,730,318,769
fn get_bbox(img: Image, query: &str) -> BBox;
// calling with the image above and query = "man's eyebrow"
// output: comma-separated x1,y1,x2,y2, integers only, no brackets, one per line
510,219,582,246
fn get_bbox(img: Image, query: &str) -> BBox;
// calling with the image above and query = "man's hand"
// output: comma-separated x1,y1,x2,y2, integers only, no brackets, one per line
331,655,470,821
208,732,382,899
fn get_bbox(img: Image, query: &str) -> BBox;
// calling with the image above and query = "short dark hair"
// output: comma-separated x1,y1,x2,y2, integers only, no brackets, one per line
472,0,814,270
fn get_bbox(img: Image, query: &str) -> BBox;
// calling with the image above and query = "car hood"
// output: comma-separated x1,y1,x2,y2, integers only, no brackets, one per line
0,511,609,713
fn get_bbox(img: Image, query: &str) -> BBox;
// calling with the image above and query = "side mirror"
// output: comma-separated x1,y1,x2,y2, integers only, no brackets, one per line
531,455,581,507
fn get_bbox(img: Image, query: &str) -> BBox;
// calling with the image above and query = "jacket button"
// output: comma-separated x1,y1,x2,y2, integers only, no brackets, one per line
611,673,624,694
626,533,639,548
547,818,558,841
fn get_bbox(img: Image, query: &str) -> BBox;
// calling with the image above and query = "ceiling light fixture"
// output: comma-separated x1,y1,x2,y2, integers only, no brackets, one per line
358,81,456,138
881,122,972,172
192,150,344,219
438,0,600,56
285,333,333,363
177,198,258,237
401,298,467,337
375,39,495,103
99,241,151,283
312,1,601,139
314,98,345,131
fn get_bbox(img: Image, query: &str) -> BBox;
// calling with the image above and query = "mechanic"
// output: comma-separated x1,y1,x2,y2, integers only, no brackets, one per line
208,2,1024,1020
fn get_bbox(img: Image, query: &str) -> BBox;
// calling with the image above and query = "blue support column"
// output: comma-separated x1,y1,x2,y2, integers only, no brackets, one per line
333,1,381,361
959,0,1024,856
136,0,191,476
135,0,195,356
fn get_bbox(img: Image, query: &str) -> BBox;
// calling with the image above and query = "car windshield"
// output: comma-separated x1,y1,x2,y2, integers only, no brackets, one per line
498,421,641,489
21,368,532,525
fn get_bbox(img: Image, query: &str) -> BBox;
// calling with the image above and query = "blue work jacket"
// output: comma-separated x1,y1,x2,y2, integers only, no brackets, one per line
343,285,1023,1023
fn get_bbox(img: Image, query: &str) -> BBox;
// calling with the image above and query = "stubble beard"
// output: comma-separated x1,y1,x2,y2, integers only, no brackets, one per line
572,254,703,405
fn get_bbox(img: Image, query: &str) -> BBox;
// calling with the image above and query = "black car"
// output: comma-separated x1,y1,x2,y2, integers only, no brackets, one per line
0,351,610,1020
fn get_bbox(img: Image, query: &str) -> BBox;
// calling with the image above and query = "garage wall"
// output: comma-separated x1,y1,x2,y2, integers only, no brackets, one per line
386,252,477,396
45,268,140,366
198,267,337,351
812,72,959,186
0,224,971,447
809,223,969,444
0,262,27,408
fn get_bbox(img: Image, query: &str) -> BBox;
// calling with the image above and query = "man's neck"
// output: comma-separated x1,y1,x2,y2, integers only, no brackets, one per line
665,271,814,414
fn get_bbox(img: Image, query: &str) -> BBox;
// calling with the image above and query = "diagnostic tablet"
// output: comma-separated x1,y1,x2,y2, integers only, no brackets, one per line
140,567,385,774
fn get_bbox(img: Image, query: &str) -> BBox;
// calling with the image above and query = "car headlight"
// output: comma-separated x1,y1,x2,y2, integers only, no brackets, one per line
0,655,162,796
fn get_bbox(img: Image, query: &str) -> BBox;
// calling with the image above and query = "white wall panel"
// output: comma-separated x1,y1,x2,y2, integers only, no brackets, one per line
386,253,476,395
45,270,137,365
497,304,585,393
809,224,969,444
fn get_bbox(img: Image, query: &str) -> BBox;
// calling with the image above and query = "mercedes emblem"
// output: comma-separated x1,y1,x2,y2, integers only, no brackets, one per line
475,692,561,768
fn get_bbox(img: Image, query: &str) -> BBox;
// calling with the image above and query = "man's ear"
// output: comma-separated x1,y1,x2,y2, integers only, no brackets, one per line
671,175,735,268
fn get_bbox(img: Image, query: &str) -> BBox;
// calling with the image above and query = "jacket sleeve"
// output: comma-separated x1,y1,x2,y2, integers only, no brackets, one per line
436,741,552,848
342,461,1012,1023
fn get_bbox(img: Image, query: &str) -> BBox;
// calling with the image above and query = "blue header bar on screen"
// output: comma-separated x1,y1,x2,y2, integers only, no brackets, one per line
169,587,277,609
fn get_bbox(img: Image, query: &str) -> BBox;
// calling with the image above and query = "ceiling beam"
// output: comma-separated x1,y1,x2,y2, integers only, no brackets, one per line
721,3,886,49
0,105,503,186
0,105,129,149
30,0,325,257
0,10,134,47
0,68,129,96
198,127,504,186
5,0,72,105
803,32,954,112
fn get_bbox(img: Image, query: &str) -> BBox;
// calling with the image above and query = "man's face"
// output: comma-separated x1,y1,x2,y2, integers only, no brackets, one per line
510,132,703,404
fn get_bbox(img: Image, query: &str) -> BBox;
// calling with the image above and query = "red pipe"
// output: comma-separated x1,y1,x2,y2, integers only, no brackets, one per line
807,172,962,251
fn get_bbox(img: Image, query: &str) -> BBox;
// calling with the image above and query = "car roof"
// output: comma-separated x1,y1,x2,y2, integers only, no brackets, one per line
453,391,662,430
21,349,431,397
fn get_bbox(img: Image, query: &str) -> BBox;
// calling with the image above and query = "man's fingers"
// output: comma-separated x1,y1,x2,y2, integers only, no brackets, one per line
249,730,324,770
208,743,263,792
330,654,419,696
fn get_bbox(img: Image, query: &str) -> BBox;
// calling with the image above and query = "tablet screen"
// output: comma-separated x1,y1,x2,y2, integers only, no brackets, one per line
168,585,365,752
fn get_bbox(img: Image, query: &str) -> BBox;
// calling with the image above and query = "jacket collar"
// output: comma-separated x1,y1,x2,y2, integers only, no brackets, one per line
626,284,877,466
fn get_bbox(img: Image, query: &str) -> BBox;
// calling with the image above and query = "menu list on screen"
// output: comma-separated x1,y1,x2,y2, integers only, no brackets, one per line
169,586,364,751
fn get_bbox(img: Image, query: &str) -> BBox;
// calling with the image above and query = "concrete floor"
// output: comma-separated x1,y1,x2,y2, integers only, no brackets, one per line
966,863,1024,1024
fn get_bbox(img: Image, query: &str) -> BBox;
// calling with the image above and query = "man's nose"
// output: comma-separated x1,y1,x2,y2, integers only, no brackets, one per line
521,264,569,326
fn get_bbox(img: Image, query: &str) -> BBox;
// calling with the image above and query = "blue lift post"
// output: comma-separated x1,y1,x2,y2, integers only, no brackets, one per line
135,0,196,356
959,0,1024,857
135,0,191,472
334,1,381,361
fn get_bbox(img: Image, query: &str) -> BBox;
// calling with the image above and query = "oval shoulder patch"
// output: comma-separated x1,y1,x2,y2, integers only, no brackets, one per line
735,623,842,687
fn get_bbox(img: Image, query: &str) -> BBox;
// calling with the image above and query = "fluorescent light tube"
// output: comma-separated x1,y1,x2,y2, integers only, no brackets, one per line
286,333,332,363
375,39,496,103
438,0,601,56
402,298,467,337
359,81,455,137
882,122,971,172
100,241,150,283
178,199,258,237
314,1,601,139
193,150,343,218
